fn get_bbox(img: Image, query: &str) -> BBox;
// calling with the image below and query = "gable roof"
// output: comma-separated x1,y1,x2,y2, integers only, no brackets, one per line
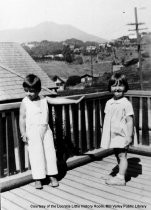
80,74,93,78
0,42,57,101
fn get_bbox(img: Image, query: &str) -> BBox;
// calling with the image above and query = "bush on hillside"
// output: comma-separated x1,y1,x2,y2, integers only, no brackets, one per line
65,76,81,88
74,55,83,64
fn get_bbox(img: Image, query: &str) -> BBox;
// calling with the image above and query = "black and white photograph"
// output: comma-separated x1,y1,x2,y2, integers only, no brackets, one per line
0,0,151,209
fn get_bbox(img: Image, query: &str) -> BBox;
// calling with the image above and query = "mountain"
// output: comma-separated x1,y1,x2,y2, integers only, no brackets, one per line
0,22,106,43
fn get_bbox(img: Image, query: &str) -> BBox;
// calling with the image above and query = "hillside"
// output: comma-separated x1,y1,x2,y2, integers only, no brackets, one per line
0,22,106,43
38,61,112,78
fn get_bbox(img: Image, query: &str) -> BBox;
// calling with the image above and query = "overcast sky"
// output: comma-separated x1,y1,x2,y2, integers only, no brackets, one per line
0,0,150,40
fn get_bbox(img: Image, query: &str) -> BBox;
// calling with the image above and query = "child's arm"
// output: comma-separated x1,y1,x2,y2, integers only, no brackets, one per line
46,96,84,105
125,115,134,145
19,101,28,143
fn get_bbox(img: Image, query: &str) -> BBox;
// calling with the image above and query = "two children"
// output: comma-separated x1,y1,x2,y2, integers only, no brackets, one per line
20,72,134,188
101,72,134,186
19,74,83,189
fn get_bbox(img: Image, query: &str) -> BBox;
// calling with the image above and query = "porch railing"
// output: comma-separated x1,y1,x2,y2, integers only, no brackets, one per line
0,90,151,179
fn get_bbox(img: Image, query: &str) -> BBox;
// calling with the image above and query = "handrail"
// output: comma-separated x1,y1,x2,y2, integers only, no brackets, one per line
0,90,151,179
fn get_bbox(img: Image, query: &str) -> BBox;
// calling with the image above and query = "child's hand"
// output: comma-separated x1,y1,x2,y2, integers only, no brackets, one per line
125,136,133,146
21,134,29,144
75,96,85,104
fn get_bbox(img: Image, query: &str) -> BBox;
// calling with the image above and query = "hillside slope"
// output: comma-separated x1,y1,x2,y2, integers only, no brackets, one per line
38,61,112,78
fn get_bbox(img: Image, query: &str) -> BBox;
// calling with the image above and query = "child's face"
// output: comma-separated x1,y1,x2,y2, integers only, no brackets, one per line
24,88,39,100
111,82,125,100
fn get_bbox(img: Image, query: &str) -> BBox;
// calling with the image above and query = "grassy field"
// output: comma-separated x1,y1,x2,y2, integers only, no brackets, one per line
38,60,112,78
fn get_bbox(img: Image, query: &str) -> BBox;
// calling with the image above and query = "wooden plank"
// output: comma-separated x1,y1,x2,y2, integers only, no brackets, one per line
2,191,34,209
85,102,90,150
139,97,143,144
97,155,151,174
11,188,51,210
1,197,24,210
132,97,140,146
5,112,16,175
58,180,116,207
61,176,146,207
142,97,149,145
90,161,151,184
51,106,57,140
67,169,151,205
69,105,76,147
2,153,151,209
44,185,96,207
11,111,21,172
0,113,4,177
99,100,103,134
23,184,75,206
78,103,82,153
76,162,151,192
62,105,66,138
147,97,151,144
92,100,97,149
70,168,151,198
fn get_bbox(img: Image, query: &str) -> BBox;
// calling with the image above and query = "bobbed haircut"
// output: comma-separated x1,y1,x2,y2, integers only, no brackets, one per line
23,74,41,92
108,72,129,92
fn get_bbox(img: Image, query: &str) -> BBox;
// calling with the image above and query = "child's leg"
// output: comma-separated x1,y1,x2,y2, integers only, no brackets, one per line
28,126,47,180
35,180,43,189
105,148,127,185
43,126,59,187
118,148,128,178
43,126,58,176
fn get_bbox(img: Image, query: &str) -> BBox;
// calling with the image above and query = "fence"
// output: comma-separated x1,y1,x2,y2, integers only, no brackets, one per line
0,90,151,179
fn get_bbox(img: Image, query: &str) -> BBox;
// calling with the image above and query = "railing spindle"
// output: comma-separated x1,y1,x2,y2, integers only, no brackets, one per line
147,97,151,144
78,103,82,153
139,97,143,145
62,105,66,138
93,100,97,149
11,111,21,171
0,114,4,177
69,105,76,147
84,101,90,150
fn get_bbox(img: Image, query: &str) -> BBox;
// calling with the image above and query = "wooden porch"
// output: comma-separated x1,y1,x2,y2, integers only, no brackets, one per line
1,90,151,209
1,150,151,210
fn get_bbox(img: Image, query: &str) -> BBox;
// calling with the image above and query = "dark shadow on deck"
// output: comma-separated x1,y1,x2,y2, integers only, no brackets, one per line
104,157,142,183
126,157,142,182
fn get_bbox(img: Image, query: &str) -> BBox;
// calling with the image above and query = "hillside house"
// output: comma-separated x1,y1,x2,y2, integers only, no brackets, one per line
86,46,97,54
80,74,93,83
51,75,67,91
0,42,57,103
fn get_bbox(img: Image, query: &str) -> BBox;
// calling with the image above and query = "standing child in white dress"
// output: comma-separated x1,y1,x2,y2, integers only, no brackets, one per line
19,74,84,189
101,73,134,186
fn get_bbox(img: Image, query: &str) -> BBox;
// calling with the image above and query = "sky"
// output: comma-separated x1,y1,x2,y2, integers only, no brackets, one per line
0,0,151,40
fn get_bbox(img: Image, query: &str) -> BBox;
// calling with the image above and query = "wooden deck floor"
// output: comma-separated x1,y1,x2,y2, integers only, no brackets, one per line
1,153,151,210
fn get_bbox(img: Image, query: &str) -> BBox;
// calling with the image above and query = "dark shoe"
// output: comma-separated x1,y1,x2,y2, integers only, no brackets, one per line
49,176,59,187
105,176,126,186
35,180,43,189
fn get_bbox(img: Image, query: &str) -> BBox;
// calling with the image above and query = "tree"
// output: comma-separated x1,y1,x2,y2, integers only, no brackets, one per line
62,44,74,63
65,76,81,87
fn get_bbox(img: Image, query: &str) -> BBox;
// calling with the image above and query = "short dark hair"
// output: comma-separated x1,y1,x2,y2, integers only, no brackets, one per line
108,73,129,92
23,74,41,92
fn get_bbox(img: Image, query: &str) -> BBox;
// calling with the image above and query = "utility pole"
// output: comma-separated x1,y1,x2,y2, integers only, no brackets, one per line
90,46,94,86
127,7,147,90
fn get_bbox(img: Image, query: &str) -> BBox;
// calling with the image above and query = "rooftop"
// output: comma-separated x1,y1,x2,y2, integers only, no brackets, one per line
0,42,56,101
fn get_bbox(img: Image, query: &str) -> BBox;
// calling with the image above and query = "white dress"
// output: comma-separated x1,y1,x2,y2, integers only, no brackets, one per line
23,96,58,179
101,97,134,149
